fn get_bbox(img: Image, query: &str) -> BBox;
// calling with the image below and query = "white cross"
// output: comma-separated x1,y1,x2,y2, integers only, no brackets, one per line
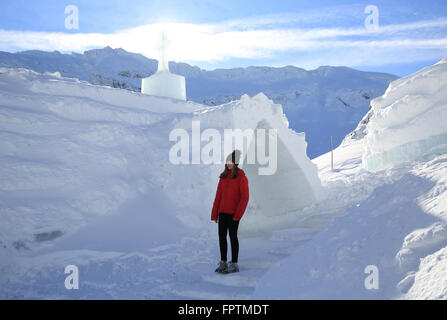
158,31,170,72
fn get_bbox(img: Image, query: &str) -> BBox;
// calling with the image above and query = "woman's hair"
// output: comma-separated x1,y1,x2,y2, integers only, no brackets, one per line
219,163,239,179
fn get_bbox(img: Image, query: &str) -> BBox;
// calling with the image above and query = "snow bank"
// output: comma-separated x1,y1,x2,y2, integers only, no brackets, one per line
363,57,447,171
253,149,447,299
6,68,202,114
0,67,202,256
402,246,447,299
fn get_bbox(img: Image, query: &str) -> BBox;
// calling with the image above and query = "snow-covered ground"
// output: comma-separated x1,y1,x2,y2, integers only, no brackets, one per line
0,57,446,299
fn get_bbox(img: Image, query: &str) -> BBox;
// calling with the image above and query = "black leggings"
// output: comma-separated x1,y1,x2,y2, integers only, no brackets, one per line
218,212,240,263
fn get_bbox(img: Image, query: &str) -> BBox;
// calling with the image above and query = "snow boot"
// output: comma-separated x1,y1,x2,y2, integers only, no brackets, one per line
226,262,239,273
214,260,228,273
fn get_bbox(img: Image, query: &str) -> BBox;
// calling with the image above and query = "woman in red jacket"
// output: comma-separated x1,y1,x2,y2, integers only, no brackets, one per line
211,150,249,273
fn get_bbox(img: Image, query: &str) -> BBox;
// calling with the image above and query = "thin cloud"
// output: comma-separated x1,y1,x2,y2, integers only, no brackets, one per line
0,16,446,67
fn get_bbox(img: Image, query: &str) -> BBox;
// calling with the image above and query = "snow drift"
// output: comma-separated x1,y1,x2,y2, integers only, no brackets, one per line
0,67,206,259
362,57,447,172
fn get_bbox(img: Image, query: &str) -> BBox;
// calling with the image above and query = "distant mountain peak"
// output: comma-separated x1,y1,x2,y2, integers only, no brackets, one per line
84,46,121,56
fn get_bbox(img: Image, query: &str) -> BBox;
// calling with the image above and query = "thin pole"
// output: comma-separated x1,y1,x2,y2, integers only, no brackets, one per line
330,136,334,171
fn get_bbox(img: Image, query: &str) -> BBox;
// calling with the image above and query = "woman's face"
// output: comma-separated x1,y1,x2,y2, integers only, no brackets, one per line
226,162,234,170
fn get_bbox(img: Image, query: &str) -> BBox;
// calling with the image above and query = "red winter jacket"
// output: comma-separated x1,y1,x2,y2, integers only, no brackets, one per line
211,168,249,221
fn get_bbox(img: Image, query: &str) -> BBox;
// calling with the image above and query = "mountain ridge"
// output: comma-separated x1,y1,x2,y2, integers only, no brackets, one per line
0,46,398,158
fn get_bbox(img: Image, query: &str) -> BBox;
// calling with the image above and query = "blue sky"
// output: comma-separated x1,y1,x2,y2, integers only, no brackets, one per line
0,0,446,76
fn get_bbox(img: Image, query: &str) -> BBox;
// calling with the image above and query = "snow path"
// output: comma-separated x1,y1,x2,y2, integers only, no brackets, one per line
0,223,323,299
